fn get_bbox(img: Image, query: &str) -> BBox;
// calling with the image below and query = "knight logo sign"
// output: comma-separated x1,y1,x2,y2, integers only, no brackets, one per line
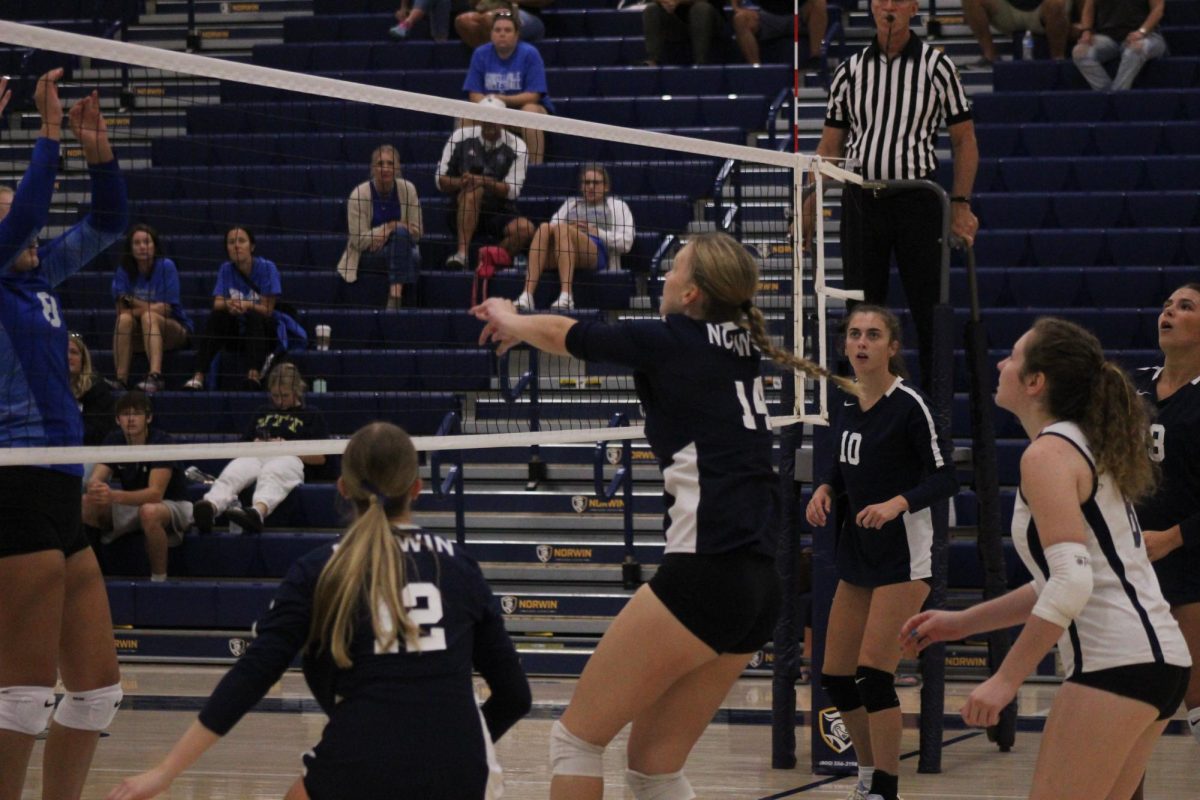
536,544,553,563
228,637,249,657
571,494,625,513
501,595,518,615
818,707,854,754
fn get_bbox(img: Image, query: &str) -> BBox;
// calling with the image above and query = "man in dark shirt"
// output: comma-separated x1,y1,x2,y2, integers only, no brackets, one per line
436,96,535,271
962,0,1070,65
82,391,192,580
731,0,828,67
1072,0,1165,90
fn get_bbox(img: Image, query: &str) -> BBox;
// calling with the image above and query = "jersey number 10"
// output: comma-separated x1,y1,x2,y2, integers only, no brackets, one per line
734,377,770,430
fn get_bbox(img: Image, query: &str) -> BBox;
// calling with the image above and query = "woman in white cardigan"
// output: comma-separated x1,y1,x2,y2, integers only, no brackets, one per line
336,144,424,309
515,164,635,312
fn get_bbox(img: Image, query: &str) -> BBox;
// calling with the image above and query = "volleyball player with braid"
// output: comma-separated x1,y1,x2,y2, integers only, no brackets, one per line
108,422,531,800
903,318,1190,800
473,230,851,800
1,72,129,800
805,304,957,800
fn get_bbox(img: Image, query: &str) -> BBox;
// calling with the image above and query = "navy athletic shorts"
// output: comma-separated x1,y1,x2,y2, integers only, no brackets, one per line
1068,662,1191,720
649,548,781,654
0,466,89,558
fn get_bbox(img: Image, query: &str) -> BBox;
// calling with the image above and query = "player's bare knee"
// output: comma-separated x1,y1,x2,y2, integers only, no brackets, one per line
549,719,605,778
0,686,56,735
625,768,696,800
53,683,123,731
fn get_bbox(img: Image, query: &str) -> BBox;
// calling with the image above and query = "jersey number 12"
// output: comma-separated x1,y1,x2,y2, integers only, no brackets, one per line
375,582,447,654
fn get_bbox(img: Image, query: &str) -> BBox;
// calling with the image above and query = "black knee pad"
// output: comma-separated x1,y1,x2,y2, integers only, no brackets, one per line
820,672,863,713
856,666,899,713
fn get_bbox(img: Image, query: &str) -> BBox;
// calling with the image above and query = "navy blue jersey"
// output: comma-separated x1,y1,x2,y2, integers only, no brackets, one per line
1135,367,1200,550
100,427,189,501
566,316,778,556
823,377,957,584
199,528,529,742
0,144,127,474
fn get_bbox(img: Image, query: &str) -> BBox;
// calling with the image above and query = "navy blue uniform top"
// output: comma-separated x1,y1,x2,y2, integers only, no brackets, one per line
100,427,189,501
1135,367,1200,550
566,316,778,556
822,376,958,520
199,528,530,741
0,139,128,473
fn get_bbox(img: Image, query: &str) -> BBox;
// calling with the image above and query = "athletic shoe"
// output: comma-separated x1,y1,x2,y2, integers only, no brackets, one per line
193,500,216,535
137,372,165,394
445,251,468,270
846,782,870,800
515,291,534,311
388,22,411,38
225,505,264,534
550,292,575,312
183,376,204,391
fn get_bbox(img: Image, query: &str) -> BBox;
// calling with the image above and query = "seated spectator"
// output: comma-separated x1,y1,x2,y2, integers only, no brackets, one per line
390,0,453,40
437,96,535,271
455,0,552,48
731,0,828,66
516,165,635,312
336,144,424,310
68,332,116,468
642,0,724,66
962,0,1069,66
193,364,328,534
463,8,553,165
184,226,280,391
82,391,193,581
112,224,193,393
1072,0,1165,90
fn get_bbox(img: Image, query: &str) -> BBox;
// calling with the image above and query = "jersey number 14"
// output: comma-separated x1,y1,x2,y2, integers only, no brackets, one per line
734,377,770,430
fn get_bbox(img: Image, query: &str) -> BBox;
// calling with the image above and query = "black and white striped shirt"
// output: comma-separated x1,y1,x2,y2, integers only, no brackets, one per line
825,34,972,181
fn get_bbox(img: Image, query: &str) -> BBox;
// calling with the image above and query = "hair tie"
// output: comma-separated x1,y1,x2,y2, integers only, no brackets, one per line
740,301,753,313
360,479,390,507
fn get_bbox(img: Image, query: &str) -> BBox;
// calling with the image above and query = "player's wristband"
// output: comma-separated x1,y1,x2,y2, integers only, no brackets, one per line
950,196,971,204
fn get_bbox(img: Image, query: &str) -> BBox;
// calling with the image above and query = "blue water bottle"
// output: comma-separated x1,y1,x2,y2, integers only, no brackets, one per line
1022,30,1035,60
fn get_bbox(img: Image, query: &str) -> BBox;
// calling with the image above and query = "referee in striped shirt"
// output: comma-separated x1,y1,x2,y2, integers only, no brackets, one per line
804,0,979,388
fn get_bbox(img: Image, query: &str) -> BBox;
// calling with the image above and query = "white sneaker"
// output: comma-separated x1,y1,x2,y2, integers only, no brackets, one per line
515,291,534,311
445,251,467,270
550,292,575,312
846,783,870,800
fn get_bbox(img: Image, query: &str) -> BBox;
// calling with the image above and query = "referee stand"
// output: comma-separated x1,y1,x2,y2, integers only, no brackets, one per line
772,179,961,776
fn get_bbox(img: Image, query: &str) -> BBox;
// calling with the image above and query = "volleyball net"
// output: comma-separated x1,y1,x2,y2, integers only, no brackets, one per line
0,18,862,463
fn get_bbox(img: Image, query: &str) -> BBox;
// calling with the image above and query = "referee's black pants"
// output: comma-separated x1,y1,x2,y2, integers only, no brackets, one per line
840,184,943,389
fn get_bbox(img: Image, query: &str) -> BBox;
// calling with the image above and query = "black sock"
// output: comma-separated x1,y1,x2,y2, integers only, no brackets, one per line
870,770,898,800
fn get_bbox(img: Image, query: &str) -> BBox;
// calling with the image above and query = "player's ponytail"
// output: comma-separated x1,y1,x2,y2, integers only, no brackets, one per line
1023,317,1156,501
687,231,860,396
310,422,420,668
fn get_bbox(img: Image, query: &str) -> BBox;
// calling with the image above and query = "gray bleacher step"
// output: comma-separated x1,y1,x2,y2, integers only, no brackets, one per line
421,462,664,483
414,510,665,533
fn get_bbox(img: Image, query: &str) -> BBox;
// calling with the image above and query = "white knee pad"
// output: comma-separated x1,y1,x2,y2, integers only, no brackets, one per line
625,768,696,800
1188,707,1200,747
549,719,605,778
53,683,123,731
0,686,56,735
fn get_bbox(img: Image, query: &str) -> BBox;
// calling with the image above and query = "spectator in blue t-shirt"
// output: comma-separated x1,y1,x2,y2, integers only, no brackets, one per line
463,9,553,164
184,226,281,391
112,224,193,394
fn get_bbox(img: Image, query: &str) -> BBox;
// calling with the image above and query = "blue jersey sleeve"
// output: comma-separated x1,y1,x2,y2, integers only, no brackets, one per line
520,45,548,95
37,161,128,288
899,395,958,512
0,138,60,271
198,556,316,736
565,317,682,371
463,48,487,94
469,565,531,740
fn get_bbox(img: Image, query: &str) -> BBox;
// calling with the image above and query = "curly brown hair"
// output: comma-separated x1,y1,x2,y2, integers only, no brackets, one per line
1022,317,1156,501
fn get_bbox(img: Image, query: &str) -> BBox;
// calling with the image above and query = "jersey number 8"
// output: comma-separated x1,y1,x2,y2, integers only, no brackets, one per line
375,582,447,654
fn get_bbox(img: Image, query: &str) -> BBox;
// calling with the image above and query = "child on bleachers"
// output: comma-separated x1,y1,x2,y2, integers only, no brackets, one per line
516,164,635,312
112,224,192,393
336,144,424,310
184,225,280,391
83,391,193,582
192,363,328,534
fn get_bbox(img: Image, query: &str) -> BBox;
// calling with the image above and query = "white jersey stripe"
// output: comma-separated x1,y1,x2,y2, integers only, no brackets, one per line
662,442,700,554
895,382,945,469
